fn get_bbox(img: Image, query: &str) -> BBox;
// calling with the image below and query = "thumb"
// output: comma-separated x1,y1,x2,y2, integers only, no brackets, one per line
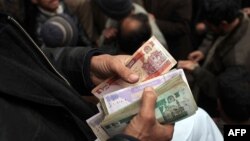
118,67,139,83
111,57,139,83
139,87,157,120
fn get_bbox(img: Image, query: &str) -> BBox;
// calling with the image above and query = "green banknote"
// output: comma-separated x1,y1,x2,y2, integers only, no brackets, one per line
100,75,198,136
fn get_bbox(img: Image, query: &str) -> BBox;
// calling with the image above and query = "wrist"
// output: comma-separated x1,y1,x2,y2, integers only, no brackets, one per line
90,54,111,71
82,49,102,94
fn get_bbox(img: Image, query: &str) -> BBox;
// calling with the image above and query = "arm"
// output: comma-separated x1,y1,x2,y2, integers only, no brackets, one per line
43,47,139,96
198,32,216,56
188,33,216,62
42,47,100,95
44,47,173,140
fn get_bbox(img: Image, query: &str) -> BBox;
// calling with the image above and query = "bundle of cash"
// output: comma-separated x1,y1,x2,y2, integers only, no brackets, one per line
87,37,197,140
100,74,197,136
92,36,177,98
102,69,188,115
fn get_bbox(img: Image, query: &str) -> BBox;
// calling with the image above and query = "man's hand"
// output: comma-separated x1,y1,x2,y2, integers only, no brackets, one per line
103,27,118,39
90,54,139,85
124,87,174,141
177,60,199,72
188,50,204,62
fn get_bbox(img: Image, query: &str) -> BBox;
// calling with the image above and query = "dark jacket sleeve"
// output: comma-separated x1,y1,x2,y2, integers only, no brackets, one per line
42,47,101,95
198,32,217,56
41,48,140,141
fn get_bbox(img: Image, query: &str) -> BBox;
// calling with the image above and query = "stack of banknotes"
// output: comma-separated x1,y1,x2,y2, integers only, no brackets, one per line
87,36,198,141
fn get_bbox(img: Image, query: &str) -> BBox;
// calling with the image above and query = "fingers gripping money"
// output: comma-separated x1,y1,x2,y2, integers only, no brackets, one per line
87,37,197,140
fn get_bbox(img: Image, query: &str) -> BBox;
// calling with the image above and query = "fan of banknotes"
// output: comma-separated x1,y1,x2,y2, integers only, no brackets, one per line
87,36,198,141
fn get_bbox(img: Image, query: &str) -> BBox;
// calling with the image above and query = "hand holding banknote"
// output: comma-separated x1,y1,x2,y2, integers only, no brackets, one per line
90,54,139,85
92,36,177,98
87,37,196,140
124,87,174,141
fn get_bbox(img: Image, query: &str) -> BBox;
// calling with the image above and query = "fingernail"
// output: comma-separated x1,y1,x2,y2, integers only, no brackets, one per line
129,74,139,82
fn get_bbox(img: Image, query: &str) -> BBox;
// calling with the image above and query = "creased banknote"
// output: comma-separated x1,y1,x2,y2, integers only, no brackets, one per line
100,75,198,137
92,36,176,98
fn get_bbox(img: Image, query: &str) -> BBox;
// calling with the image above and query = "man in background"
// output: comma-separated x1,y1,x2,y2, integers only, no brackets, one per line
178,0,250,116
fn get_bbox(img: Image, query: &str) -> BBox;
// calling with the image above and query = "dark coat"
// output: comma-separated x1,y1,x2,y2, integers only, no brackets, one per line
0,13,137,141
143,0,192,60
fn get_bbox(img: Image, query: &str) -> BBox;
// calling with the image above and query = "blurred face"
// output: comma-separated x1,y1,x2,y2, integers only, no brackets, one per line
32,0,60,12
120,17,141,34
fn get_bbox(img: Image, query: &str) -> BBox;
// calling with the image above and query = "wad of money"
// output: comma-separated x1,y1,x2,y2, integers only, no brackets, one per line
101,69,188,115
100,73,198,136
